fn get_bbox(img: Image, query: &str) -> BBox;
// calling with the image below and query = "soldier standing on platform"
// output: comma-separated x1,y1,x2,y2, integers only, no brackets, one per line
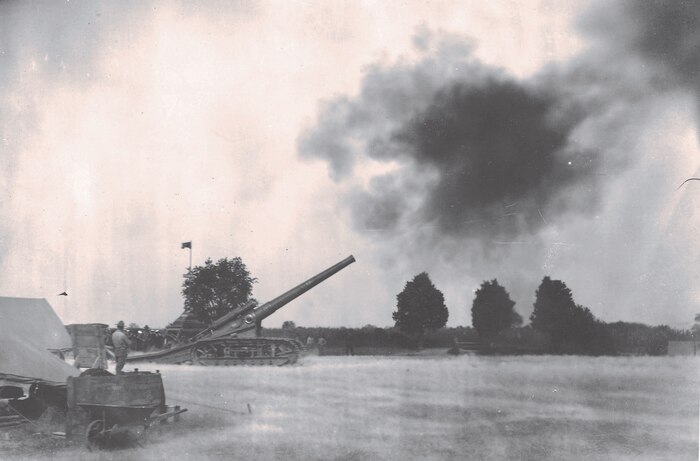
112,320,132,375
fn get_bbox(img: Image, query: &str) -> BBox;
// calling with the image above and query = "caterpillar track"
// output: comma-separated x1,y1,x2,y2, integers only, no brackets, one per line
190,337,304,366
127,255,355,367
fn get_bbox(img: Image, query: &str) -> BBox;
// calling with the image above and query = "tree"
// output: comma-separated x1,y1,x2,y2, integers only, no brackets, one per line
568,304,614,355
392,272,449,349
530,276,576,351
281,320,296,330
530,276,613,355
182,257,257,325
471,279,520,340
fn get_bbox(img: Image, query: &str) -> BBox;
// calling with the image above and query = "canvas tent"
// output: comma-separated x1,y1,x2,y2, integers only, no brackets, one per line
0,297,79,386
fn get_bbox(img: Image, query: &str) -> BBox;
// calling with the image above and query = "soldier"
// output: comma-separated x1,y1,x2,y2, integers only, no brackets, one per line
141,325,152,351
112,320,132,375
317,336,327,356
344,330,355,356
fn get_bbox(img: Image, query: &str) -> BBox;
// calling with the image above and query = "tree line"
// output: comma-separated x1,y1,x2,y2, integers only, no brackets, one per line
180,257,693,356
391,272,691,355
263,322,689,356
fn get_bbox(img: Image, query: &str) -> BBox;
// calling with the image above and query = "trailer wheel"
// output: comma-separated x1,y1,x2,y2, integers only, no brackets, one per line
86,419,106,451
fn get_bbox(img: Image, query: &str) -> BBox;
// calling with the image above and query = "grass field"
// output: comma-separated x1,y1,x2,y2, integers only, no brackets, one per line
4,353,699,460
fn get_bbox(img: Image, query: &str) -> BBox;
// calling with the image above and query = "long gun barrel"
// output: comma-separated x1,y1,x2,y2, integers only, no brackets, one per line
195,255,356,340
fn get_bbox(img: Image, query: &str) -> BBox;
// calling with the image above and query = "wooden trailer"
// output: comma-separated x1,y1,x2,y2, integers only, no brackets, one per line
65,370,185,450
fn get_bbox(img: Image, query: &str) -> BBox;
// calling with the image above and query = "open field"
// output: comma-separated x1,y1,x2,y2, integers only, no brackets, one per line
3,354,699,460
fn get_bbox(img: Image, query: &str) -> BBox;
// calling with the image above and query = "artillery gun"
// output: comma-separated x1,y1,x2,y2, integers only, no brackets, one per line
127,255,355,366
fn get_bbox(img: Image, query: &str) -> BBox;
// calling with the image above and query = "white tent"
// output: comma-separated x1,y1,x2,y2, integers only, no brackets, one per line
0,297,79,385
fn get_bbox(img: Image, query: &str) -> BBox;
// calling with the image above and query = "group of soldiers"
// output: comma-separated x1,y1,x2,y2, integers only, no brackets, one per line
107,321,165,374
304,333,356,356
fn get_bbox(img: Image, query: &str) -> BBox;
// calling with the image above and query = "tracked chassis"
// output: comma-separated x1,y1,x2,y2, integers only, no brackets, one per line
127,337,304,366
190,337,303,366
127,255,355,367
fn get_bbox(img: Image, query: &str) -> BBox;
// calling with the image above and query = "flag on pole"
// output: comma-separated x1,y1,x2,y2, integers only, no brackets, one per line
181,241,192,249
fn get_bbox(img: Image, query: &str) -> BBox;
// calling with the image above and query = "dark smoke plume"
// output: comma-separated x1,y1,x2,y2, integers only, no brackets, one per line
392,78,598,237
299,36,602,240
579,0,700,93
300,0,700,244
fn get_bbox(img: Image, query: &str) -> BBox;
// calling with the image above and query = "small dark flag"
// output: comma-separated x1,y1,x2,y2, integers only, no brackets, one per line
181,241,192,249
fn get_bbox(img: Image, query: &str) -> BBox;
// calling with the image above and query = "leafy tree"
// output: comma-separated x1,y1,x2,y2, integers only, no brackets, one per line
282,320,296,330
392,272,449,349
568,305,614,355
471,279,520,340
530,276,576,351
530,276,613,355
182,257,257,325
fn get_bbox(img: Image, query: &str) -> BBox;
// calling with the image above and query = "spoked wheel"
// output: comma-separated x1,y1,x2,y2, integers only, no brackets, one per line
191,344,217,365
86,419,107,451
141,423,152,446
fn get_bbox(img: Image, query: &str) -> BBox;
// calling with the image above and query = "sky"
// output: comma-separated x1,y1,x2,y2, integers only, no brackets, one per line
0,0,698,329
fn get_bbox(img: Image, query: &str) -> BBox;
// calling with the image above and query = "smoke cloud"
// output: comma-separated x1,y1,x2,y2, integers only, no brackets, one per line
299,34,605,242
579,1,700,94
299,2,700,326
393,78,600,238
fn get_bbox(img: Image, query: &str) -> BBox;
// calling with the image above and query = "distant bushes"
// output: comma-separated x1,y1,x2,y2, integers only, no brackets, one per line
262,322,693,356
606,322,693,356
260,326,479,353
490,326,549,354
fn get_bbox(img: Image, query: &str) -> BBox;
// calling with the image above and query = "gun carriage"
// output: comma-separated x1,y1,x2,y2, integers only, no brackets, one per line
127,255,356,366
